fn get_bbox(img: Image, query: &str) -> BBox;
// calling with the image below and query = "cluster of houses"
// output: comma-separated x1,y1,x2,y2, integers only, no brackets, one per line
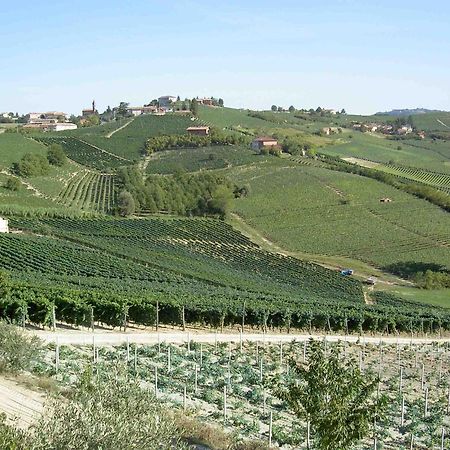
352,122,424,138
23,111,78,132
125,96,217,117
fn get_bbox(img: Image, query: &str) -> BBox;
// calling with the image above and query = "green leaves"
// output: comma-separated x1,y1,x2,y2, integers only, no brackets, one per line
275,339,387,450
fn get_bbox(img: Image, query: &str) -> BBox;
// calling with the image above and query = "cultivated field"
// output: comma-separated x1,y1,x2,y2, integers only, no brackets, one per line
229,159,450,270
32,337,450,449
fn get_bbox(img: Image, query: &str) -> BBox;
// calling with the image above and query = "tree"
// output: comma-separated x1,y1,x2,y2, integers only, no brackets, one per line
47,144,67,167
12,153,50,177
271,105,277,112
340,108,346,114
5,177,21,191
288,105,295,113
316,106,323,113
218,98,224,107
190,98,199,116
117,191,136,216
274,339,387,450
277,106,283,112
116,102,130,118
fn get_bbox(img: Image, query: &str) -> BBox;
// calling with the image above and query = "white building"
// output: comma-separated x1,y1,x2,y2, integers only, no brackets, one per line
0,217,9,233
158,96,177,108
49,123,78,132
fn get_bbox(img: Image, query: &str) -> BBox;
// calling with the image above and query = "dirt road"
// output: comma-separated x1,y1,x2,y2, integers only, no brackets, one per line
30,328,449,347
0,377,45,429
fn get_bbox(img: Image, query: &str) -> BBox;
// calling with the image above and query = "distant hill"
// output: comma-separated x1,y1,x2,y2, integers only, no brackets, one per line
375,108,447,116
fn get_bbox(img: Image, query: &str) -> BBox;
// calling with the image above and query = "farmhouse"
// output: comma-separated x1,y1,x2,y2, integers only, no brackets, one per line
186,126,210,136
49,123,78,132
198,97,214,106
380,197,392,203
251,136,278,150
0,217,9,233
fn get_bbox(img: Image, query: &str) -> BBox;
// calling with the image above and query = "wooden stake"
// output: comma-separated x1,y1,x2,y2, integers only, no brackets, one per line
126,337,130,363
154,366,158,397
421,363,425,390
410,434,414,450
183,384,187,411
401,394,405,427
268,411,273,447
280,341,283,366
424,387,429,417
441,427,445,450
399,367,403,393
134,345,137,373
306,420,311,449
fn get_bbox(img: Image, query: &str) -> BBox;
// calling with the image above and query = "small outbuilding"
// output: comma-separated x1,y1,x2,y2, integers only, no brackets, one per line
380,198,392,203
251,136,278,151
0,217,9,233
186,126,210,136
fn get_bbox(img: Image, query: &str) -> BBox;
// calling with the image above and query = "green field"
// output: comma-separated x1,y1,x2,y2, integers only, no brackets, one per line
228,158,450,271
146,145,263,174
322,132,450,174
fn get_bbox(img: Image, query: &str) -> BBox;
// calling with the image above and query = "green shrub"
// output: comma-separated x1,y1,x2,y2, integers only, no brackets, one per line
5,177,21,191
12,153,50,177
31,370,186,449
47,144,66,167
0,322,43,374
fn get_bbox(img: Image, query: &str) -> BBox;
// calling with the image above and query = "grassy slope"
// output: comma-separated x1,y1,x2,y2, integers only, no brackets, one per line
146,145,264,174
81,114,196,160
322,132,450,174
227,158,450,270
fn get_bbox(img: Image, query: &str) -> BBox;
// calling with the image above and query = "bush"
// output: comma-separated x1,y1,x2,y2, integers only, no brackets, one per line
117,190,136,217
31,370,186,449
0,322,43,374
47,144,67,167
4,177,21,191
12,153,50,177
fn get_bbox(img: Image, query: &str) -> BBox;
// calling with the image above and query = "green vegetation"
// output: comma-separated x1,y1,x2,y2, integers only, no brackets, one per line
12,153,50,177
146,145,262,174
145,129,249,155
275,339,386,450
229,158,450,270
0,320,43,374
34,137,128,171
118,167,241,217
46,143,67,167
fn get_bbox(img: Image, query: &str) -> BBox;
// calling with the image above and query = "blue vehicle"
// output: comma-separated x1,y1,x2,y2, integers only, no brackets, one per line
340,269,354,276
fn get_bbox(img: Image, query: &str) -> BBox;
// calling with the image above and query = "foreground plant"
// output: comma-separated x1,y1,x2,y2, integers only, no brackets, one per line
29,369,186,450
274,339,387,450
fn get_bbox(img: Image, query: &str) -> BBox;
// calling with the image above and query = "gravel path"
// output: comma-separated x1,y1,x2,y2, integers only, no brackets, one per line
30,329,449,347
0,377,45,429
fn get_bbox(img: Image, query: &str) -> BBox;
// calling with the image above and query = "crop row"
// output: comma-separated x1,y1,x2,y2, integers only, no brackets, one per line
34,136,128,170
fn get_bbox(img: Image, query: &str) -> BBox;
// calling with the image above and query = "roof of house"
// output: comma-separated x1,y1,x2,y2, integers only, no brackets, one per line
186,126,210,131
252,136,278,142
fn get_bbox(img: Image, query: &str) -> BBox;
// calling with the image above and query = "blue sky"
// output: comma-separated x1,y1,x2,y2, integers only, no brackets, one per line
1,0,449,114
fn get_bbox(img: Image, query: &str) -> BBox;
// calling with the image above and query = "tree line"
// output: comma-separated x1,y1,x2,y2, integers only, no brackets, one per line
116,167,247,218
144,129,250,155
